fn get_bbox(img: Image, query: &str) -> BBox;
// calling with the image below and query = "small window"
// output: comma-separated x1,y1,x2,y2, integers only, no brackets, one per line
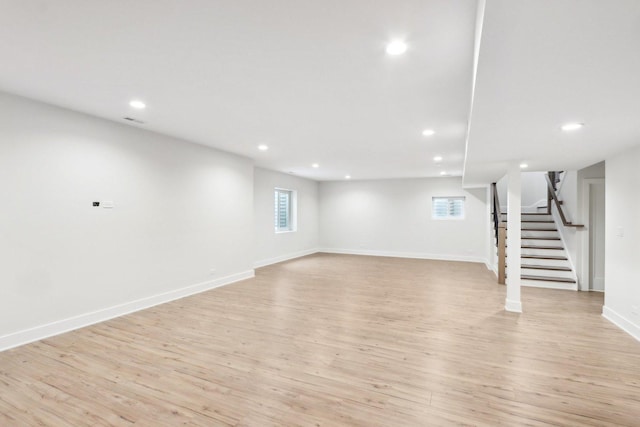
432,196,465,220
274,188,296,232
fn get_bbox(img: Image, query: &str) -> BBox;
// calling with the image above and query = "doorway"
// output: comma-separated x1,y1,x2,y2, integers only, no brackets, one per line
581,179,605,291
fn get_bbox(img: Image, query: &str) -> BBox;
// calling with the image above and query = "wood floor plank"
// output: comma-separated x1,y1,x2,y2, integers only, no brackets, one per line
1,253,639,426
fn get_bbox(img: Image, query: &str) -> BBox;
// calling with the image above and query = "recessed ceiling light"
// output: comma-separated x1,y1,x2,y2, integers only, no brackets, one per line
433,156,443,162
386,40,408,56
440,171,448,176
345,175,351,179
422,129,435,137
311,163,319,168
561,122,584,132
520,163,528,169
258,144,269,151
129,100,146,109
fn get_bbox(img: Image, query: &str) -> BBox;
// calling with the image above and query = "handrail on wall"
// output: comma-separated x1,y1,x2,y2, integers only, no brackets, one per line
491,183,505,240
545,172,584,228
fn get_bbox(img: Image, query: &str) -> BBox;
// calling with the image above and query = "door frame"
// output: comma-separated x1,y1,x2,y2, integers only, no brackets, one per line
580,178,605,291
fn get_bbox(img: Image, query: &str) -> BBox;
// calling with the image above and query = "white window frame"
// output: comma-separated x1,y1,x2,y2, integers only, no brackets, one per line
432,196,465,220
274,188,297,233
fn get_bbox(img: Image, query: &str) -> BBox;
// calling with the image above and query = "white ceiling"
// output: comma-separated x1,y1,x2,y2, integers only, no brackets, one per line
0,0,478,181
3,1,638,185
464,0,640,186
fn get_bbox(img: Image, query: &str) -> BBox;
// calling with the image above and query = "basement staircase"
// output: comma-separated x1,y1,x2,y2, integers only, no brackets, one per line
491,172,583,290
501,212,577,290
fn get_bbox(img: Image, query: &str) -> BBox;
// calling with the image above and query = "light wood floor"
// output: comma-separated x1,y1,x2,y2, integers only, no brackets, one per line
1,254,639,426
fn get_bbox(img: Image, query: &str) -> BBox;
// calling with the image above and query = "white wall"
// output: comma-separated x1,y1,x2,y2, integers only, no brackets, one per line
603,145,640,341
578,161,606,289
497,171,547,212
554,170,579,280
0,92,255,349
319,178,488,263
253,168,319,267
521,172,547,211
496,174,507,210
554,162,606,287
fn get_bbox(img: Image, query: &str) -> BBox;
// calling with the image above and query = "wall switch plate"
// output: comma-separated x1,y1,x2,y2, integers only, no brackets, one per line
102,201,114,209
616,227,624,237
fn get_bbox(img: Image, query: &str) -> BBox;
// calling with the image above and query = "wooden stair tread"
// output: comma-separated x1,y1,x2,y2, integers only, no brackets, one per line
521,264,572,271
521,254,568,260
521,274,576,283
522,228,557,231
522,220,555,223
521,245,564,250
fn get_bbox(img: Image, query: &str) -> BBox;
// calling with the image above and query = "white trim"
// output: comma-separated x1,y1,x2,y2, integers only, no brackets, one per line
549,207,580,285
461,0,485,180
254,248,319,268
431,196,466,220
274,187,298,233
489,262,498,276
484,260,495,272
319,248,487,264
602,306,640,342
0,270,255,352
580,178,606,291
505,298,522,313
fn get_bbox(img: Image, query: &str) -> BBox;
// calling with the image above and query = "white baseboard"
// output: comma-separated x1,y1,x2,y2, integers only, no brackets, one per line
505,298,523,313
0,270,255,353
319,248,487,264
488,262,498,276
521,280,578,291
602,306,640,342
254,248,319,268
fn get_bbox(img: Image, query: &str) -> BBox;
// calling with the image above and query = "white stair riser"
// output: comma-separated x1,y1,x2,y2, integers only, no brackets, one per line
504,254,570,267
521,268,574,279
519,258,571,268
521,231,559,238
501,214,553,221
521,248,565,257
521,237,561,243
519,222,556,230
523,215,553,222
521,279,577,291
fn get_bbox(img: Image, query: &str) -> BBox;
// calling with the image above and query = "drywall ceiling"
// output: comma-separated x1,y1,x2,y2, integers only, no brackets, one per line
464,0,640,186
0,0,478,181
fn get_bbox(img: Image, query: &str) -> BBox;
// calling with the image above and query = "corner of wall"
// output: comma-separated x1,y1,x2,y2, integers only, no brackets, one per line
254,248,319,269
602,306,640,342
